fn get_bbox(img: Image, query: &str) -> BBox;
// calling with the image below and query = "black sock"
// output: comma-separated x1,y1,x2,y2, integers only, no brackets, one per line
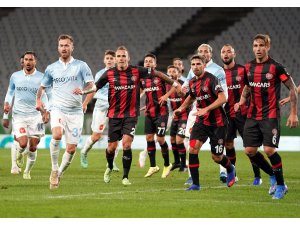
218,155,233,173
226,147,236,166
252,164,261,178
248,152,274,176
189,153,200,186
171,142,180,164
177,143,186,168
106,149,115,170
122,149,132,179
160,142,170,167
268,152,284,185
147,141,156,167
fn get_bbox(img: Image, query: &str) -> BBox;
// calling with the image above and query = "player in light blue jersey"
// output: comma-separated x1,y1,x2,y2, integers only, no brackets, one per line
183,44,229,185
36,34,94,190
80,50,119,171
3,51,50,180
2,54,26,175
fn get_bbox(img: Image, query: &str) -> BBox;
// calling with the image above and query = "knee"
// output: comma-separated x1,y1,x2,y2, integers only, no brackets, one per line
225,141,234,149
244,148,257,157
52,134,62,140
156,136,165,145
146,134,155,142
29,145,37,152
122,141,132,150
19,142,27,149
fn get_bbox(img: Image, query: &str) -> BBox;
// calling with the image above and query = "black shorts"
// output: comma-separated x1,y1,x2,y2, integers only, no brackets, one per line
190,121,227,155
108,117,138,142
170,120,187,138
226,113,246,141
243,118,280,148
144,115,168,137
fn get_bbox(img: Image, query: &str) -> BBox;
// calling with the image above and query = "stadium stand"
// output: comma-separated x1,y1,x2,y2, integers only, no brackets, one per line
0,7,200,104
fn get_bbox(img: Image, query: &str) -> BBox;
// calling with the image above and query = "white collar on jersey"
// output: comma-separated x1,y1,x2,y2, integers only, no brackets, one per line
206,59,213,67
23,68,37,76
59,56,74,65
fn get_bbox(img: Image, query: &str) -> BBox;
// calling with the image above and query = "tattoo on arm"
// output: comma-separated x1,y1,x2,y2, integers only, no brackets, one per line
241,86,250,98
284,78,298,114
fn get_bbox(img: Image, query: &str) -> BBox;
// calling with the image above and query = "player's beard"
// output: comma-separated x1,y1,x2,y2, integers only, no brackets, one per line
222,58,233,65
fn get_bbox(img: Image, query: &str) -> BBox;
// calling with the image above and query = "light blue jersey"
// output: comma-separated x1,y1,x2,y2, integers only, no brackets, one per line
5,69,49,117
41,57,93,114
185,60,228,99
94,68,109,111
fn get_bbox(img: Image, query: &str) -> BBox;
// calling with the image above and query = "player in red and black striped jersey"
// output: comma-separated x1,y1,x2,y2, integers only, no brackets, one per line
236,34,298,199
140,54,175,178
74,46,182,186
221,44,264,185
173,55,236,191
167,65,191,172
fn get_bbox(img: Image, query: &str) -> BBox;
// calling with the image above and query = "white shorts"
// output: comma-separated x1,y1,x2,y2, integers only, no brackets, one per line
91,107,108,133
12,114,45,139
185,107,197,138
50,110,84,145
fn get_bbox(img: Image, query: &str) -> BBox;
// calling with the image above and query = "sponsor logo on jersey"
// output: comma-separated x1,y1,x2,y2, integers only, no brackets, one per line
114,85,136,90
249,81,270,88
144,86,159,92
161,122,165,127
181,123,186,128
53,76,78,83
16,87,39,92
247,72,251,77
228,84,241,90
196,94,211,101
266,73,273,80
218,139,224,145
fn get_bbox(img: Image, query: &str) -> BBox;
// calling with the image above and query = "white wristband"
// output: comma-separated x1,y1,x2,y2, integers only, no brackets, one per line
3,113,9,119
172,82,178,88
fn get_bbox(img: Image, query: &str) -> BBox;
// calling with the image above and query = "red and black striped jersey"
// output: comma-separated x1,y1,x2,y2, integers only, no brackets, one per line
167,80,191,121
96,65,152,118
189,71,227,127
245,57,290,120
140,76,168,117
224,63,248,118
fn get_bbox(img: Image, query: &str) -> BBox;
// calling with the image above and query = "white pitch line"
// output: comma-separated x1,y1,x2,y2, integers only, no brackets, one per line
46,184,251,199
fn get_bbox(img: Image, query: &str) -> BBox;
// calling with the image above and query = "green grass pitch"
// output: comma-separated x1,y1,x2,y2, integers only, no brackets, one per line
0,149,299,218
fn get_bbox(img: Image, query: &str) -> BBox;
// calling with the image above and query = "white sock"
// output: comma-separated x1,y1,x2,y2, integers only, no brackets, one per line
50,139,60,171
11,141,18,168
23,142,30,155
220,149,227,174
24,151,37,173
81,136,94,155
58,151,75,176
